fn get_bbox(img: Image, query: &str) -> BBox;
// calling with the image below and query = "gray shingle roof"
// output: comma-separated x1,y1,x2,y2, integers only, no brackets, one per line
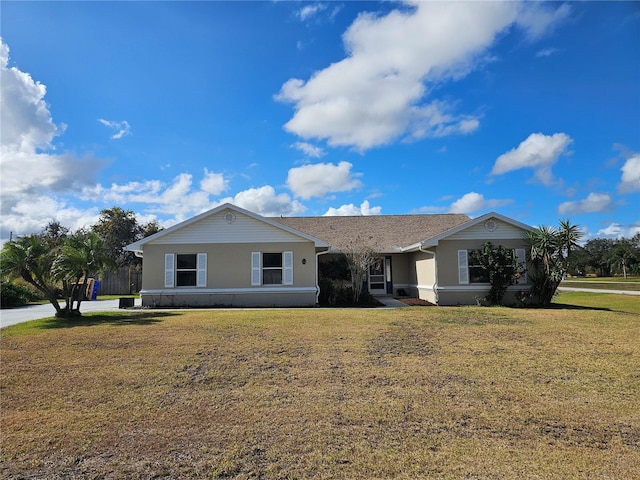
271,214,471,252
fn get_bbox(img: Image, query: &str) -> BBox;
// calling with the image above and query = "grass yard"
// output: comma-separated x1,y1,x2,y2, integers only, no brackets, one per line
1,293,639,479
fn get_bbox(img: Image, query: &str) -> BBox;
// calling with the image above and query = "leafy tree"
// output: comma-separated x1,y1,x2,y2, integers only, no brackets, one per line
583,238,615,276
40,221,70,249
92,207,143,267
526,220,582,306
475,241,523,305
566,245,590,276
140,220,162,238
91,207,163,267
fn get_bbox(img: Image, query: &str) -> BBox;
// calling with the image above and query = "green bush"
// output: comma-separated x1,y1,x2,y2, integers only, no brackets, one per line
1,279,38,308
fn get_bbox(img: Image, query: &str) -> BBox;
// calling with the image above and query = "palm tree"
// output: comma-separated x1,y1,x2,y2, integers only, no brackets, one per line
558,219,583,269
609,238,636,279
2,231,116,318
526,225,558,277
0,235,64,315
526,220,581,306
53,231,116,315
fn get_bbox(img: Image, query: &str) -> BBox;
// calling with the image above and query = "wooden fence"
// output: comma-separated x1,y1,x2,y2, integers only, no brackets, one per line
97,267,142,295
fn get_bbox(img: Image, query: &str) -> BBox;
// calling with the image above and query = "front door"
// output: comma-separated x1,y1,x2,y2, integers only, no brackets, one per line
368,257,387,295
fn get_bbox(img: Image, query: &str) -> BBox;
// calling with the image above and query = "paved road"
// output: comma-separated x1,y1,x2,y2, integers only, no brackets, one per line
557,287,640,296
0,299,141,329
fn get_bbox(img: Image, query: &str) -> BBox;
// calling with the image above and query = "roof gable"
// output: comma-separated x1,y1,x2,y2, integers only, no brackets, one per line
125,203,330,251
418,212,534,248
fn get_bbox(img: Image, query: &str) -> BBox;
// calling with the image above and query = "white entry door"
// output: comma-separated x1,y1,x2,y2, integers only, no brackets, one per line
368,257,387,295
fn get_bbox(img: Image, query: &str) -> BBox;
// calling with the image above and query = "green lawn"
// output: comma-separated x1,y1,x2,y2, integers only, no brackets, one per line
1,293,639,479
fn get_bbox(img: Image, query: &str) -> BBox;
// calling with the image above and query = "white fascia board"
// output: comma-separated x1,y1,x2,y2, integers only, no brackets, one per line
401,241,438,252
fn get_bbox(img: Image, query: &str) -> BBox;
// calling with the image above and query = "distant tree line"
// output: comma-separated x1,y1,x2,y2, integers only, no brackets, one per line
566,234,640,278
0,207,161,314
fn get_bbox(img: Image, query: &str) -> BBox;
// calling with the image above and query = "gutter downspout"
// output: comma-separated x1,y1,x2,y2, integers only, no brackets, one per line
315,249,331,304
418,244,438,304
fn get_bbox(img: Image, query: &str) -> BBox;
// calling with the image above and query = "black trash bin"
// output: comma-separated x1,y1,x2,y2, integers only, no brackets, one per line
119,297,134,309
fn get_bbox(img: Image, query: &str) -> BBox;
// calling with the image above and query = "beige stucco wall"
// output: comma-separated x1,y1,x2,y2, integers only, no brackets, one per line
140,241,319,307
142,242,317,290
436,239,528,287
402,251,436,303
435,238,530,306
388,253,410,294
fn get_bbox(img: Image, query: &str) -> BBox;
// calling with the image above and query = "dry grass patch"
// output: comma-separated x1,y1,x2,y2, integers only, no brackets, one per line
1,299,639,479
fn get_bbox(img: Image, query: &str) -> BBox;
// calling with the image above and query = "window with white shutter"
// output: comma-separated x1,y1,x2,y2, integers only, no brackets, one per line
251,252,261,286
164,253,175,288
197,253,207,287
458,250,469,284
283,251,293,285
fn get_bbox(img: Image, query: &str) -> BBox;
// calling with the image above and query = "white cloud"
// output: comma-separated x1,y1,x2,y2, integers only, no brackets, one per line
416,192,512,215
323,200,382,216
1,196,100,241
98,119,131,139
200,168,229,195
292,142,325,158
84,169,231,222
0,39,60,152
287,161,362,199
0,38,105,240
448,192,512,215
557,192,613,216
535,47,559,58
597,222,640,239
618,154,640,193
516,3,571,41
297,3,326,21
491,132,573,185
277,1,568,151
219,186,306,217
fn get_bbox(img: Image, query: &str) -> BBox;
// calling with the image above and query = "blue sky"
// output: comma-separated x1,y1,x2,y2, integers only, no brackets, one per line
1,1,638,243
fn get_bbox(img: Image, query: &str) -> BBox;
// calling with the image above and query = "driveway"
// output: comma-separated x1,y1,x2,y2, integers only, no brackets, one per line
0,299,142,329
